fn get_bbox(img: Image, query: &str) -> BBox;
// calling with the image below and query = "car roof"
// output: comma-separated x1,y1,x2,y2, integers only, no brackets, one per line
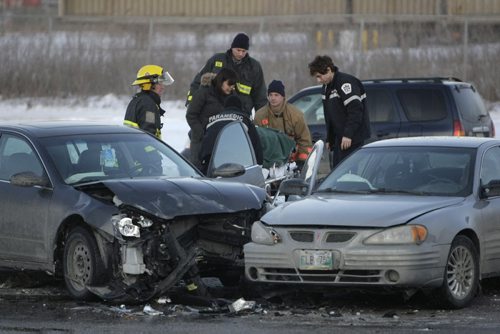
294,77,473,95
0,122,143,138
364,136,499,148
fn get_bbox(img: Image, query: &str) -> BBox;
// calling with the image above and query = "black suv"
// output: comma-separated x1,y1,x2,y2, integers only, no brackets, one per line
289,77,495,144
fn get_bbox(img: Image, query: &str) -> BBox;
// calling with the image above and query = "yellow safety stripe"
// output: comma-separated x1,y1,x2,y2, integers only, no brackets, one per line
215,61,223,68
123,120,139,128
237,82,252,95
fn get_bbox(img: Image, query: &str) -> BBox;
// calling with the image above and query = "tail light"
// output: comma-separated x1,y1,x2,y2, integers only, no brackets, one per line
453,120,465,136
490,119,496,138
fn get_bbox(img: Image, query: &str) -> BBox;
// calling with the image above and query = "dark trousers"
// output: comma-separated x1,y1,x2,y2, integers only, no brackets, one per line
330,141,364,169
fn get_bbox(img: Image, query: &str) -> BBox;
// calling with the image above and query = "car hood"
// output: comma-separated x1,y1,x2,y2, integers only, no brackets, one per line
262,194,465,228
91,177,265,220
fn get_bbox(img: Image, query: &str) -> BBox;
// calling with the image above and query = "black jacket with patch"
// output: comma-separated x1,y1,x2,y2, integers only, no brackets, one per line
322,67,371,148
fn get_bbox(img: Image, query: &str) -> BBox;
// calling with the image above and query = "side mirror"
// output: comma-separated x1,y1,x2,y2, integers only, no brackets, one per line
481,179,500,198
278,178,309,197
212,163,246,178
10,172,50,188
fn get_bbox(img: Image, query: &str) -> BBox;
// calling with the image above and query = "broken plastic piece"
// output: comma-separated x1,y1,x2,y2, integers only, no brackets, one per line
228,297,256,313
143,304,163,316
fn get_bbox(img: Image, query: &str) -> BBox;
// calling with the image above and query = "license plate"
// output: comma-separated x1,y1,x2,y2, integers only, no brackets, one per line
299,250,333,270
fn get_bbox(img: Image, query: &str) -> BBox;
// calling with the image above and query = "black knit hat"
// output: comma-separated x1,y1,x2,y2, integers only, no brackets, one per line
231,33,250,50
224,95,242,110
267,80,285,97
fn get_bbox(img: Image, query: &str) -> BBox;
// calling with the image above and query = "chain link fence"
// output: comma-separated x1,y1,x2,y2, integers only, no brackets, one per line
0,14,499,102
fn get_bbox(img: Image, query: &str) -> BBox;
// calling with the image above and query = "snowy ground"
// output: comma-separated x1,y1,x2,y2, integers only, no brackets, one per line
0,95,190,152
0,95,499,153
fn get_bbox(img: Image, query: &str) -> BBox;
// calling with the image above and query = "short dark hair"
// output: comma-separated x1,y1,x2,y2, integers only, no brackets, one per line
308,55,335,76
212,68,238,94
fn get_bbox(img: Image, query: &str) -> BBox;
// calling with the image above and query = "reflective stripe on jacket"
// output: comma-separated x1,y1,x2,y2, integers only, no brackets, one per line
186,49,267,115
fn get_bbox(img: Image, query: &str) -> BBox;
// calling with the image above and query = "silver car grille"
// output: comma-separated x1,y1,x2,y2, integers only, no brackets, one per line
261,268,382,283
289,231,356,243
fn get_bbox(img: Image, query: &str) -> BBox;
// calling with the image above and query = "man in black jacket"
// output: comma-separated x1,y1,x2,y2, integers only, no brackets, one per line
124,64,174,139
199,95,263,175
308,55,370,168
186,33,267,115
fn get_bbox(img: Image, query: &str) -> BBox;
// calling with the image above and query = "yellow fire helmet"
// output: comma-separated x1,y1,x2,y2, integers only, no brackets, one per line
132,65,174,90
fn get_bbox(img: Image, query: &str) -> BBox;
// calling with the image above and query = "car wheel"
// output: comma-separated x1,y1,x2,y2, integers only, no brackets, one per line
63,227,106,300
436,235,479,309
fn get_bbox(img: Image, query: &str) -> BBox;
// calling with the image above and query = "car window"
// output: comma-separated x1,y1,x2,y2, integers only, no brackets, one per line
41,133,200,185
365,89,399,123
211,122,255,169
452,85,489,122
0,134,44,180
397,89,448,121
480,146,500,185
290,92,324,125
318,146,474,196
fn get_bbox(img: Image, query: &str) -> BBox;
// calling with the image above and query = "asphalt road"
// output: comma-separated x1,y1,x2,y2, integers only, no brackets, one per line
1,271,500,333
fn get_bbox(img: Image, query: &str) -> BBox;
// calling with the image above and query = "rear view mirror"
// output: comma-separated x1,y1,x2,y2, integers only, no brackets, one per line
481,179,500,198
278,178,309,196
10,172,50,188
212,163,246,178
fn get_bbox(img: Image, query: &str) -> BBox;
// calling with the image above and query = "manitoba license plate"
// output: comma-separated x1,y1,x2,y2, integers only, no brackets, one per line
299,250,333,270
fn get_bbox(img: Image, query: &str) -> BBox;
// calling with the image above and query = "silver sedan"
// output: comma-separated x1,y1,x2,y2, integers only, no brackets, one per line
244,137,500,308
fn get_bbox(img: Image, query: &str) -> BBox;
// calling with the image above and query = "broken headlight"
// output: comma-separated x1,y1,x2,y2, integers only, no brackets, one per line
115,217,141,238
251,221,281,245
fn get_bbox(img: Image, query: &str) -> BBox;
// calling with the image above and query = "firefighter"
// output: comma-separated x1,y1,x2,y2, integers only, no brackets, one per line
124,64,174,139
254,80,313,170
185,33,267,116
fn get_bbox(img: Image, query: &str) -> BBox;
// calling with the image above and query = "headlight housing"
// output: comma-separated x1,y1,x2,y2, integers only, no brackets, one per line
114,217,141,238
251,221,281,245
364,225,427,245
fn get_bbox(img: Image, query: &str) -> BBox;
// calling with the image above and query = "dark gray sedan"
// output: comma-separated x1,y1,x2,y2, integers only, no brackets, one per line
245,137,500,308
0,123,266,301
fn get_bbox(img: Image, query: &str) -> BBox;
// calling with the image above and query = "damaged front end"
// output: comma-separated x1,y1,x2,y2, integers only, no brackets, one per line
73,179,267,302
87,206,201,302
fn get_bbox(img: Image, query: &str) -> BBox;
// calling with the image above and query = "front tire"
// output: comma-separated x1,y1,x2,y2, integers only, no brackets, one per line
63,227,106,300
436,235,479,309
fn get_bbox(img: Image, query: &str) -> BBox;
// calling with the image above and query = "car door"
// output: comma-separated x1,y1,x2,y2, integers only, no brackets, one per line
299,139,324,195
478,145,500,275
206,121,265,188
0,133,51,264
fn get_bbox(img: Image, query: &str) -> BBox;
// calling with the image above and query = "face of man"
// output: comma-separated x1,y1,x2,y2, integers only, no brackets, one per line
314,67,334,85
152,82,165,96
268,92,285,108
231,48,247,61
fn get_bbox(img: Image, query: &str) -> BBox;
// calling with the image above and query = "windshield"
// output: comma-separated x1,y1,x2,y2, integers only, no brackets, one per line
317,146,475,197
41,133,201,185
